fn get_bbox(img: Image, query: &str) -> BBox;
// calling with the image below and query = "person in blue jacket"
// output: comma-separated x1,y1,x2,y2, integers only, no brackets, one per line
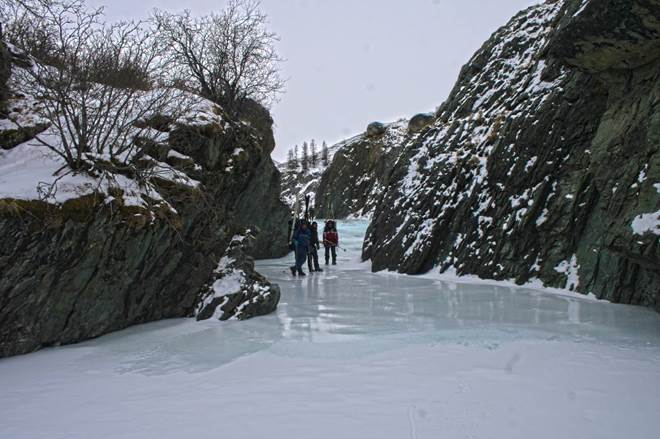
290,220,312,276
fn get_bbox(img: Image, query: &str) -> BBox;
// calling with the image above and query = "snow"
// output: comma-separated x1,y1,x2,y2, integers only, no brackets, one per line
631,210,660,236
1,220,659,439
553,254,580,291
175,95,224,127
0,62,204,208
0,76,200,206
195,254,245,319
0,137,197,208
166,149,191,160
535,207,549,226
0,92,49,131
0,138,96,203
573,0,590,17
631,183,660,235
211,269,242,296
638,166,648,183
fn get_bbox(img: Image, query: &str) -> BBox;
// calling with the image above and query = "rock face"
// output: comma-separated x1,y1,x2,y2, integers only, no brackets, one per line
363,0,660,310
0,52,289,357
278,124,407,220
225,100,291,259
315,121,408,218
277,142,338,214
278,161,326,211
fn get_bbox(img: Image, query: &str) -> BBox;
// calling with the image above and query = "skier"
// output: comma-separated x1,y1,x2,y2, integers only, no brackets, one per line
290,220,312,276
307,221,323,273
323,220,339,265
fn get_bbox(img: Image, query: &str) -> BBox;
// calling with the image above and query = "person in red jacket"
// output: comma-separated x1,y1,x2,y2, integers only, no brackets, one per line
322,220,339,265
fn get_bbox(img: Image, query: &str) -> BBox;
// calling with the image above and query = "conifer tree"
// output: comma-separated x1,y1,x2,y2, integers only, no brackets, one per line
310,139,318,168
302,141,309,172
286,149,296,170
321,141,329,166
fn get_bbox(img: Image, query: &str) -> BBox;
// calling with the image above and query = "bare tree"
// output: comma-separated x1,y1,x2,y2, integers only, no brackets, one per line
1,0,62,63
154,0,285,116
7,0,188,172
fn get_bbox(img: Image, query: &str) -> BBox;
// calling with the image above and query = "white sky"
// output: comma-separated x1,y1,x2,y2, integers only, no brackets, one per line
91,0,538,161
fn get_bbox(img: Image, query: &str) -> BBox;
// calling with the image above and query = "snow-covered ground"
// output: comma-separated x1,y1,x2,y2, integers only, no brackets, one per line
1,220,660,439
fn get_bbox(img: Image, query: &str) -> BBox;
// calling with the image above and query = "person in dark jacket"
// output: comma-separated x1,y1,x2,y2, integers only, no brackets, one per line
290,221,312,276
307,222,322,273
323,220,339,265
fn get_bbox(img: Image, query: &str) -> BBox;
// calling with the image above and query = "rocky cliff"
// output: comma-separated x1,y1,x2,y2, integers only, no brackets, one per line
361,0,660,309
0,51,289,357
278,160,327,210
314,120,410,219
278,120,416,219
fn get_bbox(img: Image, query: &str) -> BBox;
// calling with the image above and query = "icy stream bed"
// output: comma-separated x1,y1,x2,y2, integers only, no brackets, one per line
1,220,659,439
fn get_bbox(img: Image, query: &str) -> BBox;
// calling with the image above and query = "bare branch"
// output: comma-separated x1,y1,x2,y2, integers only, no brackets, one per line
154,0,285,116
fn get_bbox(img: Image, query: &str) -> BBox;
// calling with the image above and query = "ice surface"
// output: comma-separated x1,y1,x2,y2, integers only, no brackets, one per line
1,220,659,439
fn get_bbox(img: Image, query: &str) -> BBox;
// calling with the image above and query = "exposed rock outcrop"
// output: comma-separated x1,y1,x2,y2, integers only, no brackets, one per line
315,121,409,218
366,121,387,137
0,50,289,357
408,113,435,133
195,233,280,321
361,0,660,309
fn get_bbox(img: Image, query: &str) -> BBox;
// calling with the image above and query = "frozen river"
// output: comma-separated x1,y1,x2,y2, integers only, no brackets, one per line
1,220,659,439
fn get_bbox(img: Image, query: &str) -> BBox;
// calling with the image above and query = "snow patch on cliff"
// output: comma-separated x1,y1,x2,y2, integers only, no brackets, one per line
631,211,660,236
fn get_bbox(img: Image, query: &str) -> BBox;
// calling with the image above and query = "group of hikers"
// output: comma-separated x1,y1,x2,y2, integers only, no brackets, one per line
289,219,340,277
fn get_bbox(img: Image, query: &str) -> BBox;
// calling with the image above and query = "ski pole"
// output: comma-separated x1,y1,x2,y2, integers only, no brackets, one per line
322,240,346,252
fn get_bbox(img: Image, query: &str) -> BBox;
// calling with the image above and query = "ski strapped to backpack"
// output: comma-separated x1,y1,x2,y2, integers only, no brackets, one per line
304,194,310,221
289,197,300,250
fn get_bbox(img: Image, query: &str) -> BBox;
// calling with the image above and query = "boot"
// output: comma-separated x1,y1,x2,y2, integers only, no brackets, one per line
315,266,323,272
332,260,337,265
290,266,297,276
297,269,306,277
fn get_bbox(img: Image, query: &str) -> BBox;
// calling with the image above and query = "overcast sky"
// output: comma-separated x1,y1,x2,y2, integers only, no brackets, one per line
91,0,538,161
